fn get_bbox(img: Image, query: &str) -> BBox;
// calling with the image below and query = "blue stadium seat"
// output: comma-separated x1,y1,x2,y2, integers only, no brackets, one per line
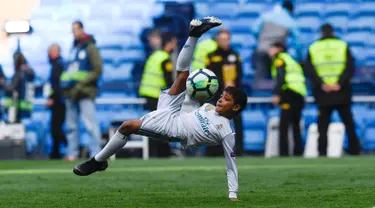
97,35,130,50
210,3,239,18
228,17,253,34
363,127,375,150
342,31,369,46
357,2,375,16
296,16,321,33
242,109,267,152
194,2,209,17
31,64,50,81
364,47,375,66
242,62,254,77
89,4,121,20
116,50,145,64
243,130,265,151
112,110,140,122
296,3,324,18
120,3,151,19
99,92,128,99
100,49,124,61
324,2,353,17
347,16,375,32
109,19,143,35
231,34,255,48
242,110,266,129
325,15,349,32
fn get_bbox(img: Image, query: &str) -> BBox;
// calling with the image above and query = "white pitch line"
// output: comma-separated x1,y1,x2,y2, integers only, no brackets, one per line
0,163,360,175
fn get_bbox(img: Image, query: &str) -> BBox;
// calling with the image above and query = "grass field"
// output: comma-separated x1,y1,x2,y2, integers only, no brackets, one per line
0,157,375,208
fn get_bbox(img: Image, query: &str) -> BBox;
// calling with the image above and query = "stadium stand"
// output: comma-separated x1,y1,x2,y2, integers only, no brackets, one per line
2,0,375,155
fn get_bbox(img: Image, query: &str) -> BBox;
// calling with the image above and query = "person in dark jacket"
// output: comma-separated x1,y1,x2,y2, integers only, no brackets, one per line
305,23,361,156
47,44,67,159
0,65,5,120
4,51,35,123
204,29,244,156
61,20,102,161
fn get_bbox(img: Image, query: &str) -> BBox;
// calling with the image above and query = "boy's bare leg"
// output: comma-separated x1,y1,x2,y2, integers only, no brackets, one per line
168,17,222,95
73,120,142,176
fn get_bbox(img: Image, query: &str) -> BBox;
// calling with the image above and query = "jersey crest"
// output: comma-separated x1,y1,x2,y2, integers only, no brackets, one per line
205,105,215,112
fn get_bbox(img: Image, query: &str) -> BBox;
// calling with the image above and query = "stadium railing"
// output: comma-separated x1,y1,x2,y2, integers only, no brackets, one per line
32,95,375,105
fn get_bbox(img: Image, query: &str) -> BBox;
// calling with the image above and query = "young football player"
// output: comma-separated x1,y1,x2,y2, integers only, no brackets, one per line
73,16,247,201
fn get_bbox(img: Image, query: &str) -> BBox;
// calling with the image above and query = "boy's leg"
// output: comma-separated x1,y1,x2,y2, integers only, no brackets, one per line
168,17,222,95
73,120,142,176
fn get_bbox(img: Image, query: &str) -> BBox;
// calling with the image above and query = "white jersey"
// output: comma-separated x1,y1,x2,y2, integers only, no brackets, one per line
140,91,238,198
176,103,234,147
175,103,238,197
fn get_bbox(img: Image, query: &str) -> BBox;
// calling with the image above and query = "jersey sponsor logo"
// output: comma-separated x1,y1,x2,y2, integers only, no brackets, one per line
205,105,215,112
183,44,190,48
195,111,212,137
230,152,236,157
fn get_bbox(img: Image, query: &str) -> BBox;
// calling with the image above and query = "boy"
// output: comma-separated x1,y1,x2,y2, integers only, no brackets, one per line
73,17,247,201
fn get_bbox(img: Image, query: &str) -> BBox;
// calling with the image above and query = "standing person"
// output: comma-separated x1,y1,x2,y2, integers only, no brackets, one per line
138,32,177,158
46,44,67,159
252,0,301,81
204,29,244,156
305,23,361,156
269,42,306,156
4,51,35,123
0,65,5,120
73,17,245,201
60,21,102,161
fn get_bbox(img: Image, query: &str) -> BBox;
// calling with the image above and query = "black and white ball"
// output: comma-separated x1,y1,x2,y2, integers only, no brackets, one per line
186,68,219,102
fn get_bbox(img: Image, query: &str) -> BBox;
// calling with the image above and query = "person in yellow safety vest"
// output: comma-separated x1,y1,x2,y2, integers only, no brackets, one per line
138,32,177,158
192,38,218,69
305,23,361,156
269,42,306,156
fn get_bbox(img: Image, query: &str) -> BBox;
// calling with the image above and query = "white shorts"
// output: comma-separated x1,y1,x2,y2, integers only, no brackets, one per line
139,89,186,142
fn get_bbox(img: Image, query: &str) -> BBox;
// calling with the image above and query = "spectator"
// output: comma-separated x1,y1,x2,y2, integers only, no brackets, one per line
138,32,177,157
202,29,244,156
46,44,67,159
305,23,361,156
192,38,218,70
0,65,5,120
148,29,162,55
269,42,306,156
3,51,35,123
60,21,102,161
252,0,301,82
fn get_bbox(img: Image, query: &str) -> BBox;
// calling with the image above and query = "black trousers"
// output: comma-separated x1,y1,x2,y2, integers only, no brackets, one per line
279,91,304,156
144,97,172,158
317,104,361,156
50,102,67,159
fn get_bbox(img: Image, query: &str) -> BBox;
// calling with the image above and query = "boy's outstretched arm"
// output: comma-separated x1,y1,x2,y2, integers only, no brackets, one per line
222,133,239,200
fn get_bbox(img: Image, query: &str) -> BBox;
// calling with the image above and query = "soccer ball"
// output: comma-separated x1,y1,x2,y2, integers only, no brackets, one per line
186,68,220,102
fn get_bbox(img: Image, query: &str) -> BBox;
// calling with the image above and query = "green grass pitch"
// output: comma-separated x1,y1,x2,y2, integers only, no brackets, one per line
0,157,374,208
